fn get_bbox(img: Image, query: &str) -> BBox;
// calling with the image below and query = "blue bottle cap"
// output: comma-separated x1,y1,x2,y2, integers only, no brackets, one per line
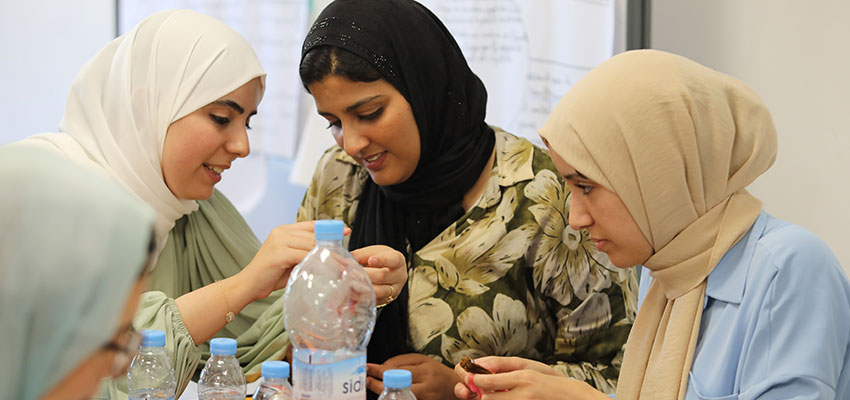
383,369,412,389
314,219,344,241
261,361,290,379
209,337,237,356
140,329,166,347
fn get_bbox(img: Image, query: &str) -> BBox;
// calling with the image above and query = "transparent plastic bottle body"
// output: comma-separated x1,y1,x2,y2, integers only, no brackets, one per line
198,338,246,400
253,361,294,400
377,370,416,400
253,378,294,400
377,388,417,400
283,220,376,400
128,330,176,400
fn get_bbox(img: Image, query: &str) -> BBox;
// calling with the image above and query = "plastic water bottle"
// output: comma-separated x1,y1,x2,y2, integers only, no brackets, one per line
377,370,416,400
252,361,294,400
283,219,376,400
127,329,177,400
198,337,245,400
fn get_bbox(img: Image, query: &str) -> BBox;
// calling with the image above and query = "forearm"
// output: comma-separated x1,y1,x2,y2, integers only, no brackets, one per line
175,273,257,345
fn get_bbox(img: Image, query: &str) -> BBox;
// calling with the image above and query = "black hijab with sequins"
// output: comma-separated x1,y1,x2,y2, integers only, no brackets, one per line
301,0,496,369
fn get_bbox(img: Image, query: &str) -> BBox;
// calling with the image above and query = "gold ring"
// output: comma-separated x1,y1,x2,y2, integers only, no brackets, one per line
385,284,396,303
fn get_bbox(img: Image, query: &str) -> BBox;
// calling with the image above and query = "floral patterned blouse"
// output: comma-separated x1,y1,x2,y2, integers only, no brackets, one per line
296,128,638,392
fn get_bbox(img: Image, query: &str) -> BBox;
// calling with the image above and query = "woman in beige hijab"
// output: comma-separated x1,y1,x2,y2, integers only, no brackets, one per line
453,49,850,399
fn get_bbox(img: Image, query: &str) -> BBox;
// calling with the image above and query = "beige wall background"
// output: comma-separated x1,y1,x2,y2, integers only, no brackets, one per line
652,0,850,275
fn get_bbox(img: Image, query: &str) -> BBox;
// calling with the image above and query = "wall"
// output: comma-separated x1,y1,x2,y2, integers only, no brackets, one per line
0,1,304,240
4,1,847,270
0,0,115,143
652,0,850,274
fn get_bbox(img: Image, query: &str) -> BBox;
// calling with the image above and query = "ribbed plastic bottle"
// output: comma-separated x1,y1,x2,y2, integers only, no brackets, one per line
377,370,416,400
252,361,294,400
127,329,177,400
198,338,245,400
283,219,376,399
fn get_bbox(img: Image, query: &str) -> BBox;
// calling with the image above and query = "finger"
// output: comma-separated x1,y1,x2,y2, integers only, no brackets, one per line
273,271,293,291
455,362,471,382
365,251,405,269
470,370,533,392
366,375,384,395
455,382,477,399
350,245,382,264
366,362,387,379
265,229,316,251
277,249,311,269
466,356,537,374
280,235,317,252
276,220,318,232
280,220,350,236
364,265,391,282
350,245,403,265
372,283,393,303
382,353,429,368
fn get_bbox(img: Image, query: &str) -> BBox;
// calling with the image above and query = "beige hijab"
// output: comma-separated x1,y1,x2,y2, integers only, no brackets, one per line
539,50,778,399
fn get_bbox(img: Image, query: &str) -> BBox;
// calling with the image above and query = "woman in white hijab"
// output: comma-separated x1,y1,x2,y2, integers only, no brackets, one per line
453,50,850,399
8,9,406,398
0,146,154,400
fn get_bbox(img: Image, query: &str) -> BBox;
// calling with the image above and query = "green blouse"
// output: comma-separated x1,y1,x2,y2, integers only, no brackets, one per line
104,190,290,398
297,129,638,392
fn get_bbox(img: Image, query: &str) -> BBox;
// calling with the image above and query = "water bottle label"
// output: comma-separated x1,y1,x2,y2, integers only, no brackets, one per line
292,352,367,399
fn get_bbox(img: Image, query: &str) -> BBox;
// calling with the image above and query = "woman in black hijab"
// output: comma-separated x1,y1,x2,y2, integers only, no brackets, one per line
296,0,636,398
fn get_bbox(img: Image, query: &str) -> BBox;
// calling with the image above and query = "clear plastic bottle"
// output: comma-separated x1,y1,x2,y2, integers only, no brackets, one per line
127,329,177,400
377,370,416,400
283,219,376,400
252,361,294,400
198,337,246,400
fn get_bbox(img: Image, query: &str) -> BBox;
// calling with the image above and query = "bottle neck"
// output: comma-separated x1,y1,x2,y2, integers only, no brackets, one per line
139,345,166,353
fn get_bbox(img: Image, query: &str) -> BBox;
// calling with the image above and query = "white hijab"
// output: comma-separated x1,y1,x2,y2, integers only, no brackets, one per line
14,10,266,252
0,147,154,400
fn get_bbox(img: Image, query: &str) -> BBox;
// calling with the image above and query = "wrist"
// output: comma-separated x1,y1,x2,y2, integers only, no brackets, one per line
574,379,608,400
235,263,265,302
219,274,256,313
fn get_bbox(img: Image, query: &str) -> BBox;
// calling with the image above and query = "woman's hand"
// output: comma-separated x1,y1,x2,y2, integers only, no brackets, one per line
350,245,407,307
241,221,333,300
367,353,458,400
453,356,608,400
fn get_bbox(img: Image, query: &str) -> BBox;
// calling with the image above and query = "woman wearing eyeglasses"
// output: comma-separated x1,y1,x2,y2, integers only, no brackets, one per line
0,147,155,400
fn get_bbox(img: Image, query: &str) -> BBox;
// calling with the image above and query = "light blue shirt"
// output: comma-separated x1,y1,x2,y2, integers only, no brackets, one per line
638,212,850,399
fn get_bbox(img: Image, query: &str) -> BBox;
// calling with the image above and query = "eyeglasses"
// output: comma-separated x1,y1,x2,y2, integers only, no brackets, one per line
101,326,142,377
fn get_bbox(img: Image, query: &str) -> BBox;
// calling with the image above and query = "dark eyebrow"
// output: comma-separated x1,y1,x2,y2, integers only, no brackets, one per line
211,100,245,114
564,170,589,181
345,95,382,113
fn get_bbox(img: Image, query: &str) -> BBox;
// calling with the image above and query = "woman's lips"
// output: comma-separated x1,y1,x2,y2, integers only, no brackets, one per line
362,151,386,170
592,239,608,251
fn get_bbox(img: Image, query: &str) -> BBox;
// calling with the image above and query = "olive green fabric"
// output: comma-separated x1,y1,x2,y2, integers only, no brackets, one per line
104,190,289,398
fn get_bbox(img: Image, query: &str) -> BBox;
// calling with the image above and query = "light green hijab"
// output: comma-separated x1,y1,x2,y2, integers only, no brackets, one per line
0,147,154,400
